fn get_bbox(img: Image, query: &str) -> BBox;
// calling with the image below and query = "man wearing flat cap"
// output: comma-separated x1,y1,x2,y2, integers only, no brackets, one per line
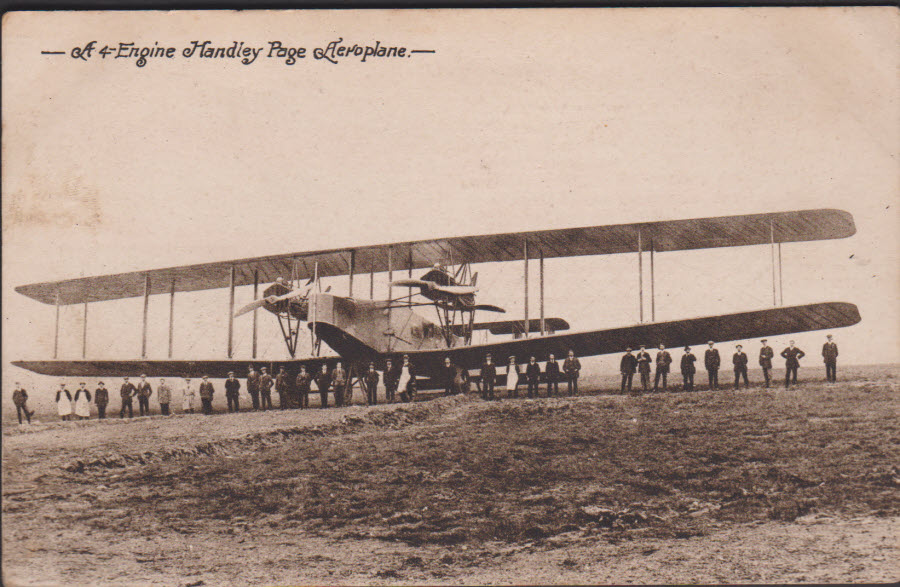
759,339,774,388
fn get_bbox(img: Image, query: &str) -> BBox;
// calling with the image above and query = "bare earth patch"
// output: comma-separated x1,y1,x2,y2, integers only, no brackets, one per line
3,365,898,585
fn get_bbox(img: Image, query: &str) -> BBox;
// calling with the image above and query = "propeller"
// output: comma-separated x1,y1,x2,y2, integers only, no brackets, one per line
390,278,432,289
234,286,310,317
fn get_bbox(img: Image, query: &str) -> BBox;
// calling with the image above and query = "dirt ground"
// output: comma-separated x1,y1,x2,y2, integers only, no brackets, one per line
3,365,898,585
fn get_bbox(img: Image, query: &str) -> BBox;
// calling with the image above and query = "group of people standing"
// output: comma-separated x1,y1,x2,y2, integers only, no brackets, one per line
472,350,582,400
10,335,841,424
617,335,839,393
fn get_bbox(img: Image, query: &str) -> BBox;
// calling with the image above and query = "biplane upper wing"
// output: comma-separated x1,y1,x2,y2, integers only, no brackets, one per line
16,209,854,305
407,301,861,375
13,302,860,379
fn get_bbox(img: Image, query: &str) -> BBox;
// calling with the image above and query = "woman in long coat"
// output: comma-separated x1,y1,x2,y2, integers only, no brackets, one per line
506,356,521,399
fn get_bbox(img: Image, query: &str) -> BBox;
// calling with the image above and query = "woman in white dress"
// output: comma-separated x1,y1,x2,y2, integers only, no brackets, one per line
182,378,196,413
397,355,414,402
56,382,73,421
73,383,92,420
506,356,520,399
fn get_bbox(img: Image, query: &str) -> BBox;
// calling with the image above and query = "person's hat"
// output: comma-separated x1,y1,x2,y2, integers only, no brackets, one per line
79,381,85,385
98,381,104,385
708,340,715,344
141,374,147,377
261,367,267,371
369,362,375,367
684,347,690,351
625,347,632,351
761,339,768,343
736,344,743,349
486,353,492,357
827,334,833,339
228,371,234,376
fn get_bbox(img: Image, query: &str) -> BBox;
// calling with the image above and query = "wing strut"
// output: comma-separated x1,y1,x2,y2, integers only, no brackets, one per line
251,269,259,359
82,302,88,359
168,278,175,358
227,266,236,358
141,275,150,358
539,250,545,336
523,239,529,339
638,229,644,323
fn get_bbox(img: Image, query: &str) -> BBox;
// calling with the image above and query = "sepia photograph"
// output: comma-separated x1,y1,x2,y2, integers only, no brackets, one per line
2,7,898,585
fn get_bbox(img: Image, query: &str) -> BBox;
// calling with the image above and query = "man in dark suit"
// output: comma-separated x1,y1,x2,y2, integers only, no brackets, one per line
94,381,109,420
636,345,652,392
247,365,261,410
680,347,696,391
758,339,774,388
136,374,153,417
563,350,581,396
275,366,291,409
295,365,312,408
654,344,672,392
12,382,34,424
525,356,542,398
383,359,399,403
315,364,331,408
781,341,806,388
480,354,497,400
364,363,380,405
443,357,456,396
620,348,637,393
704,341,721,390
198,375,215,415
545,353,560,397
225,371,241,412
822,334,839,382
119,376,137,418
733,344,749,389
259,367,274,410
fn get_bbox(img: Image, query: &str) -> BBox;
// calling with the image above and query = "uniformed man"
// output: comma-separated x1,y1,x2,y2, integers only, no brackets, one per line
157,378,173,415
275,366,290,410
545,353,560,397
225,372,241,413
119,377,137,418
332,362,347,406
12,382,34,425
525,356,541,398
383,359,399,403
781,341,806,388
198,375,215,415
636,345,652,392
563,350,581,396
822,334,839,382
620,348,637,393
480,354,496,400
704,341,721,391
680,347,696,392
295,365,312,409
136,374,153,417
364,362,380,405
654,344,672,392
443,357,456,396
315,363,331,408
95,381,109,420
247,365,261,410
733,344,750,390
758,339,774,388
259,367,274,410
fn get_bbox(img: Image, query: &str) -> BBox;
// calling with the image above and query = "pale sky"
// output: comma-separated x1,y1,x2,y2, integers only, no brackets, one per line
3,8,898,395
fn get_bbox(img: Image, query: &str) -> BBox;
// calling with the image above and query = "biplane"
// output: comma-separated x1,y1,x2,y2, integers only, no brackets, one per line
13,209,861,393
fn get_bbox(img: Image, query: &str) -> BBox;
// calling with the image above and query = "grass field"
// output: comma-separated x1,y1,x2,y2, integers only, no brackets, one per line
2,364,898,585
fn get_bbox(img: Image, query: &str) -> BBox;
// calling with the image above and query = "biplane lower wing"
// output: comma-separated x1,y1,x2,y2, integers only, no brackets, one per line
406,301,861,374
10,358,335,379
13,302,859,380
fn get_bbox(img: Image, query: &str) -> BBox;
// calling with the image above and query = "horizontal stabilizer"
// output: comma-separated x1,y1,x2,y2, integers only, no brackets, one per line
451,318,570,336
